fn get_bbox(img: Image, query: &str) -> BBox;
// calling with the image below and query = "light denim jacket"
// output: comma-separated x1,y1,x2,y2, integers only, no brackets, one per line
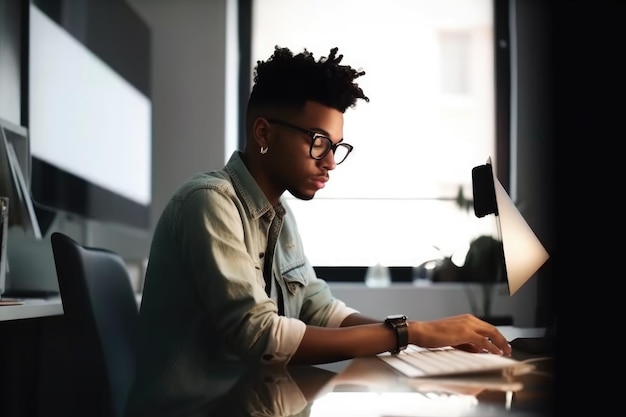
126,151,357,416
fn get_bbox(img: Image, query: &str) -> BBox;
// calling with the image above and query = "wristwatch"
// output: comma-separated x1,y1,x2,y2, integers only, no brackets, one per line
385,314,408,354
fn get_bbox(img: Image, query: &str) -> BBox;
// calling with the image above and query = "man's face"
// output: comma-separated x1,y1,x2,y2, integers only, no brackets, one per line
264,101,345,201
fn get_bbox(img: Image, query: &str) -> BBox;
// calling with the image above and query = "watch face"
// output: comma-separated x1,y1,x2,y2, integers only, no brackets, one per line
387,314,407,322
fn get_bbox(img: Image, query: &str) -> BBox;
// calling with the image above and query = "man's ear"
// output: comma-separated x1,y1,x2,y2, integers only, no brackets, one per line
251,117,271,148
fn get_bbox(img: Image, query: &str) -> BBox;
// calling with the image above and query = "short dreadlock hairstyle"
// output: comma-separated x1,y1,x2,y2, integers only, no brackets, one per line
247,46,369,117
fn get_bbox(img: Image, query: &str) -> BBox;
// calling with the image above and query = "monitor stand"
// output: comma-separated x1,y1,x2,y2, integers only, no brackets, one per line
510,321,555,355
510,336,554,355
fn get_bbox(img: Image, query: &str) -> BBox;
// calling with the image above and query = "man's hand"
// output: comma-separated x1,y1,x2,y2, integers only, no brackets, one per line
408,314,512,356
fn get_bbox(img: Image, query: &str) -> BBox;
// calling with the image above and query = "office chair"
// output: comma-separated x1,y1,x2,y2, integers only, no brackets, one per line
50,231,139,417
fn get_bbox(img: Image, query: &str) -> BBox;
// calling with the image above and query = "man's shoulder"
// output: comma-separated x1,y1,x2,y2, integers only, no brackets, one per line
175,170,235,200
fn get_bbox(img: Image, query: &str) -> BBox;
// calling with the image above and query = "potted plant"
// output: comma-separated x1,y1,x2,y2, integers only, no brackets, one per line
462,235,510,324
429,186,511,325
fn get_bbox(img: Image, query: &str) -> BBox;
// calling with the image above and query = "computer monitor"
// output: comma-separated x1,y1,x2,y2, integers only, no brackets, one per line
0,121,42,239
472,157,553,353
472,157,549,296
28,3,151,231
0,196,8,296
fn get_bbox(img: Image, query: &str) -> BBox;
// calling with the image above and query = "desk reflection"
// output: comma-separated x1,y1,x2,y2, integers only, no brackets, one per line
313,356,553,416
201,364,336,417
182,354,553,417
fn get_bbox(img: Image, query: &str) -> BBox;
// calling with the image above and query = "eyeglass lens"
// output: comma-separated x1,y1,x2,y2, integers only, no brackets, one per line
311,136,350,164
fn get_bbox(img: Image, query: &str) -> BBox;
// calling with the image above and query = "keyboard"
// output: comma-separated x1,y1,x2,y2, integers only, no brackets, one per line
378,344,535,378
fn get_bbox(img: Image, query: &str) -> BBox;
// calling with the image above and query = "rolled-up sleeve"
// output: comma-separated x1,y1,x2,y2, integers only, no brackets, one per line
261,315,307,364
324,299,360,328
261,300,357,364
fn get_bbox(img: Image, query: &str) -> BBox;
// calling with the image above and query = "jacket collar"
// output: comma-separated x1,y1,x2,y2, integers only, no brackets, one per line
224,151,285,219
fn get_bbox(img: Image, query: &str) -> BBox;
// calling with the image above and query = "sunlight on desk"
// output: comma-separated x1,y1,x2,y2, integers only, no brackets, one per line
311,391,479,417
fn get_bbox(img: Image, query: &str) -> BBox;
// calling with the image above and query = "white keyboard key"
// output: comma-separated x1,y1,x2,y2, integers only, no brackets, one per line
379,344,532,377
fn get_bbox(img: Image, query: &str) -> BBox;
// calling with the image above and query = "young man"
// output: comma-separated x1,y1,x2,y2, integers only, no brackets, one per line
125,46,512,416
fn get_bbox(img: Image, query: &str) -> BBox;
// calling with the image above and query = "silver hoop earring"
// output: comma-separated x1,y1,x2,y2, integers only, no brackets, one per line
260,146,268,155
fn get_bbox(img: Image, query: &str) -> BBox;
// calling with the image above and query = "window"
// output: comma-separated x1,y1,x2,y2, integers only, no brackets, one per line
242,0,508,276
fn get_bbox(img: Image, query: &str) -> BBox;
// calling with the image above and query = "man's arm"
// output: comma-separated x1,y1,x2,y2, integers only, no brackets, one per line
340,312,381,326
290,322,397,365
289,313,513,365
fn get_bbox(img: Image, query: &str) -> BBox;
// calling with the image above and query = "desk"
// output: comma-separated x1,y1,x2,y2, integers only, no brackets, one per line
309,356,553,417
0,296,63,321
132,327,554,417
0,297,63,417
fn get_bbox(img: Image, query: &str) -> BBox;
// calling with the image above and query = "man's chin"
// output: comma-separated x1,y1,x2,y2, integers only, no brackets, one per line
288,189,315,201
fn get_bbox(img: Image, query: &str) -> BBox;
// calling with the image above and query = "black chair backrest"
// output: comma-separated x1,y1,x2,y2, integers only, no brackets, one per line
51,231,139,417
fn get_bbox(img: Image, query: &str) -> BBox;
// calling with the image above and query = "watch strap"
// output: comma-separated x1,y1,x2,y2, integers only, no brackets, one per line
385,315,408,354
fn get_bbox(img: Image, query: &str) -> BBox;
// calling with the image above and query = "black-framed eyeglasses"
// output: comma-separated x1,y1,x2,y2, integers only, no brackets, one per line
266,119,353,165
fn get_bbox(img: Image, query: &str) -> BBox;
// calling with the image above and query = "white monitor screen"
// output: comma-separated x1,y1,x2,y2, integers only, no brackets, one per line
28,4,151,208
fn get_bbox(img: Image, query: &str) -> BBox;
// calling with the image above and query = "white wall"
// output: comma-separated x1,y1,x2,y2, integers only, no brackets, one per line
74,0,237,260
128,0,236,229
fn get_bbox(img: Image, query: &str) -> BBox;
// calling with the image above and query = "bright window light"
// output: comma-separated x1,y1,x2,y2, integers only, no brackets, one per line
251,0,495,267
